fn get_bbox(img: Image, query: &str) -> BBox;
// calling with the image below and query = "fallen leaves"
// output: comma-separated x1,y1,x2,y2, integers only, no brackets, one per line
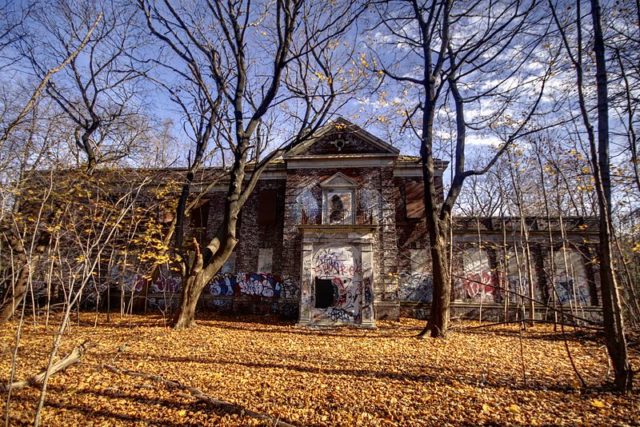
0,314,638,426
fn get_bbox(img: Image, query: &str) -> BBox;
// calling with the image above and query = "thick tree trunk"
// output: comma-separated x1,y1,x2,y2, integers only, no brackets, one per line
172,271,207,329
172,156,244,329
426,231,451,337
599,229,633,390
418,95,453,338
590,0,633,391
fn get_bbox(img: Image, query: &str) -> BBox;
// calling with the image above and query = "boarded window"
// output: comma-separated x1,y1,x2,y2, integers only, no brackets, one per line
405,181,425,219
257,190,277,225
257,248,273,272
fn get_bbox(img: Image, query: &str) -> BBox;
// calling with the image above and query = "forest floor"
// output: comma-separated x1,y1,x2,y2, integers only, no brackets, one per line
1,313,639,426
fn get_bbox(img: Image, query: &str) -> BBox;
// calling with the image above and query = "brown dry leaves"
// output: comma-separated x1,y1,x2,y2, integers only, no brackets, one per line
1,314,638,426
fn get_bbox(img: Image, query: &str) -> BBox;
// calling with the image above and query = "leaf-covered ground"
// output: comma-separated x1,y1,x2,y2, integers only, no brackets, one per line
1,314,638,426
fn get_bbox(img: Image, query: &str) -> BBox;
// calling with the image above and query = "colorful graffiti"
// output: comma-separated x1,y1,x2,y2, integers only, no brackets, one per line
109,265,145,294
462,271,497,303
313,247,362,277
555,279,590,305
552,250,591,305
120,272,181,295
327,307,354,322
398,272,433,303
238,273,281,297
208,273,299,300
150,275,181,293
209,273,236,296
306,245,369,324
309,277,361,322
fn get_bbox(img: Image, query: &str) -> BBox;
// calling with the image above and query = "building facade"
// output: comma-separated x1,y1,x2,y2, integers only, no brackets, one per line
145,119,602,326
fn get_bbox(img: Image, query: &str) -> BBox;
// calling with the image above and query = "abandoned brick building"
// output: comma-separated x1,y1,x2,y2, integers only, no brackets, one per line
139,118,602,326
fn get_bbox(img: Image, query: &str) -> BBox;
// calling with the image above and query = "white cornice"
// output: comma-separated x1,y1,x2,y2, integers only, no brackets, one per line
393,167,442,177
287,157,396,169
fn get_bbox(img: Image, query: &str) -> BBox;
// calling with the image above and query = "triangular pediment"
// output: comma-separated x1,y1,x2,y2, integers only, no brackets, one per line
284,118,400,158
319,172,358,188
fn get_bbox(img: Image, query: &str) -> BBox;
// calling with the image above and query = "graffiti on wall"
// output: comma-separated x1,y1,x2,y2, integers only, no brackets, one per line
507,276,532,302
460,249,499,303
109,266,144,294
361,277,374,321
462,271,498,302
313,247,362,278
208,272,299,300
295,186,320,224
398,272,433,303
309,245,364,323
552,250,591,305
555,279,590,305
150,275,181,293
209,273,235,296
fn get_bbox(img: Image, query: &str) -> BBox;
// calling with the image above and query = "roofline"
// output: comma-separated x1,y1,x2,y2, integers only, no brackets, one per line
284,117,400,158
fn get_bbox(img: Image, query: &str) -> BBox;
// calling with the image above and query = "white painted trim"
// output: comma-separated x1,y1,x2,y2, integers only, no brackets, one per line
393,167,443,178
287,158,396,169
258,170,287,180
319,172,358,188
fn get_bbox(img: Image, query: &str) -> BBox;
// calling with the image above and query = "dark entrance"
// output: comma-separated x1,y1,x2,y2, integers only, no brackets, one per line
315,278,335,308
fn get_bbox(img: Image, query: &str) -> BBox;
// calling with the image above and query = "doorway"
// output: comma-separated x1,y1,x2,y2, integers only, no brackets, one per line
315,278,335,308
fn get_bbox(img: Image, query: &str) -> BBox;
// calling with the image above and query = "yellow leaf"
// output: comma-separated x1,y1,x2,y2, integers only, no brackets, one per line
482,403,491,413
591,399,606,409
507,404,521,413
178,409,187,417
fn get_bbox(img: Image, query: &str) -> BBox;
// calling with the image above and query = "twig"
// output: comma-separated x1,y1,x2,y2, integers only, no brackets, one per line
518,321,527,386
1,340,94,392
559,309,588,389
103,364,296,427
463,319,602,332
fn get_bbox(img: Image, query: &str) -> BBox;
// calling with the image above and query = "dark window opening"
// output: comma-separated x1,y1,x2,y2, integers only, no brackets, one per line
329,194,345,223
257,190,277,225
190,201,210,245
315,278,336,308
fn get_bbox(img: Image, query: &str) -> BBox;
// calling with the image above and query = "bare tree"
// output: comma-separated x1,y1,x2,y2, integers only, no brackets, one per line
139,0,368,328
548,0,633,391
370,0,551,337
24,0,148,174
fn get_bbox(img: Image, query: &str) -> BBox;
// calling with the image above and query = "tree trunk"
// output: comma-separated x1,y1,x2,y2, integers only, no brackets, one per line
171,163,243,330
0,267,30,322
172,271,207,329
427,231,451,337
0,232,44,323
590,0,633,391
